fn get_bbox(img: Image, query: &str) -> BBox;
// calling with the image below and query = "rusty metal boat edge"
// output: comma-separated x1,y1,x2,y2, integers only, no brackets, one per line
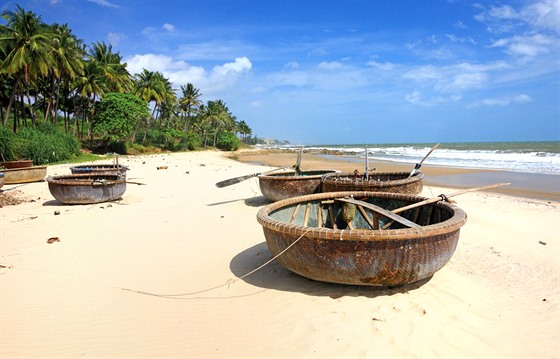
258,169,339,202
2,166,47,184
47,173,126,204
322,171,424,195
256,191,467,287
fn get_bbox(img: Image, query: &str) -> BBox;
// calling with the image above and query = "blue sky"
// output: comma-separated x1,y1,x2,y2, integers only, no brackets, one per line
3,0,559,144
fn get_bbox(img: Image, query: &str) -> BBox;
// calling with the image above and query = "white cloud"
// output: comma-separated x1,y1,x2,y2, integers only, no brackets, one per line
125,54,253,96
107,32,126,47
475,0,559,33
125,54,206,88
454,20,468,29
490,33,554,60
87,0,118,8
141,27,157,36
212,57,252,76
405,90,461,107
468,94,532,107
162,23,175,32
366,60,398,71
402,61,511,94
445,34,476,44
283,61,299,70
318,61,344,70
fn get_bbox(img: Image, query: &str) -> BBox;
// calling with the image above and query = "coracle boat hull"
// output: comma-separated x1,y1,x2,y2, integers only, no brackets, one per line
1,160,33,169
70,163,129,176
47,173,126,204
322,171,424,195
257,191,467,286
258,169,338,202
2,166,47,184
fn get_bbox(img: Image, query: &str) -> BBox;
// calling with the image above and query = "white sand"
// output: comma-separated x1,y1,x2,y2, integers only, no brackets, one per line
1,151,558,358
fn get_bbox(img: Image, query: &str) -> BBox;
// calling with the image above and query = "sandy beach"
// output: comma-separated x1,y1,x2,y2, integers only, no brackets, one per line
1,150,559,358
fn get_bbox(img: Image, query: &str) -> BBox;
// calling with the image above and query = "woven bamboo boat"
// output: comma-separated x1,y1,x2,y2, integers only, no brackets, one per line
2,166,47,184
256,191,467,286
1,159,33,169
321,171,424,195
47,173,126,204
258,169,339,202
70,163,129,176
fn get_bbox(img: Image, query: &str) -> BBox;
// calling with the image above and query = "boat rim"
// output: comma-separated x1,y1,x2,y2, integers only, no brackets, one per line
46,173,125,185
257,190,467,241
258,169,339,180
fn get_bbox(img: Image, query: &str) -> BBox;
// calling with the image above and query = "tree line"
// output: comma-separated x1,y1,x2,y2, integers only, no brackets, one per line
0,5,258,156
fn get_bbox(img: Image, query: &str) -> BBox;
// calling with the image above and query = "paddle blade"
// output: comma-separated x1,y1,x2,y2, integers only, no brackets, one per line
215,173,259,188
409,143,440,177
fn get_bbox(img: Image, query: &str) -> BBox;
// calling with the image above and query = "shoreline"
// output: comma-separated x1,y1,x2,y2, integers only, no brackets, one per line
231,149,560,202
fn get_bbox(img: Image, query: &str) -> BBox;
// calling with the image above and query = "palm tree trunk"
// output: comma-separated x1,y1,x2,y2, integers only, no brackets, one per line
3,78,19,127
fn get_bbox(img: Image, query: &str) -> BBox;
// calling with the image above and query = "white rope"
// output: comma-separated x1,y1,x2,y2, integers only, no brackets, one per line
121,229,311,298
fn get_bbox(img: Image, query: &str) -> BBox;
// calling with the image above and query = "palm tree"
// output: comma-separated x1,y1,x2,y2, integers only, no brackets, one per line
237,120,252,141
89,41,133,93
73,59,106,139
206,100,233,147
178,83,202,132
133,69,175,144
44,23,84,124
0,6,54,128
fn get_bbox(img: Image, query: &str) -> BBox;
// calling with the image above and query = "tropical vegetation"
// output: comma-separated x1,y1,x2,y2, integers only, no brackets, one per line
0,5,261,164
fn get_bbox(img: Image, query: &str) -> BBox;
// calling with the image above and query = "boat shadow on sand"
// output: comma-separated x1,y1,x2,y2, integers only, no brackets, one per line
229,242,432,299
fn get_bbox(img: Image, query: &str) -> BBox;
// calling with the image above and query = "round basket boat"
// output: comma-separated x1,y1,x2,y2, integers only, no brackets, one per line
47,173,126,204
70,163,129,176
258,169,339,202
2,166,47,184
321,171,424,195
256,191,467,286
1,159,33,169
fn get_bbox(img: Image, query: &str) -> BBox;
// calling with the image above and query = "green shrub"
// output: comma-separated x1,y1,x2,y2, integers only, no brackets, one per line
12,124,81,165
181,132,202,151
0,126,16,162
216,132,240,151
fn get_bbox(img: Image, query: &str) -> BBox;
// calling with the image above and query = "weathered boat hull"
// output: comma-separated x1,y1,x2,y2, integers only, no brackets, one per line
47,173,126,204
322,171,424,195
70,164,129,176
256,191,467,286
2,166,47,184
258,169,338,202
1,160,33,169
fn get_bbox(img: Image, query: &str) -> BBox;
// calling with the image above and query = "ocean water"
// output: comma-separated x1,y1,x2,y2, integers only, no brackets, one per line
278,141,560,175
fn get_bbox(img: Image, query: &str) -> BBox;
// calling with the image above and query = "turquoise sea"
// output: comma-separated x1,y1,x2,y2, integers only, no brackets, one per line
280,141,560,175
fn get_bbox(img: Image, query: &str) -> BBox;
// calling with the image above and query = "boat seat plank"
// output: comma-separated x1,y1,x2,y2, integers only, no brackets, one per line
335,197,421,229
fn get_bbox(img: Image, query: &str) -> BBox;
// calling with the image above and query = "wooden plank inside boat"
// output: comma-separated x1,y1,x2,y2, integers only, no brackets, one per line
335,197,422,229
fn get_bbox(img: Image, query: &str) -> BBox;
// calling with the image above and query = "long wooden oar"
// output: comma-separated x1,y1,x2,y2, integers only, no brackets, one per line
409,143,440,177
377,182,510,230
216,167,284,188
294,147,303,176
391,182,511,214
365,146,369,181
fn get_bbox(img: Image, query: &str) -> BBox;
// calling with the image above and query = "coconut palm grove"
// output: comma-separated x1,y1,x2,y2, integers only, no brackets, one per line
0,6,260,165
